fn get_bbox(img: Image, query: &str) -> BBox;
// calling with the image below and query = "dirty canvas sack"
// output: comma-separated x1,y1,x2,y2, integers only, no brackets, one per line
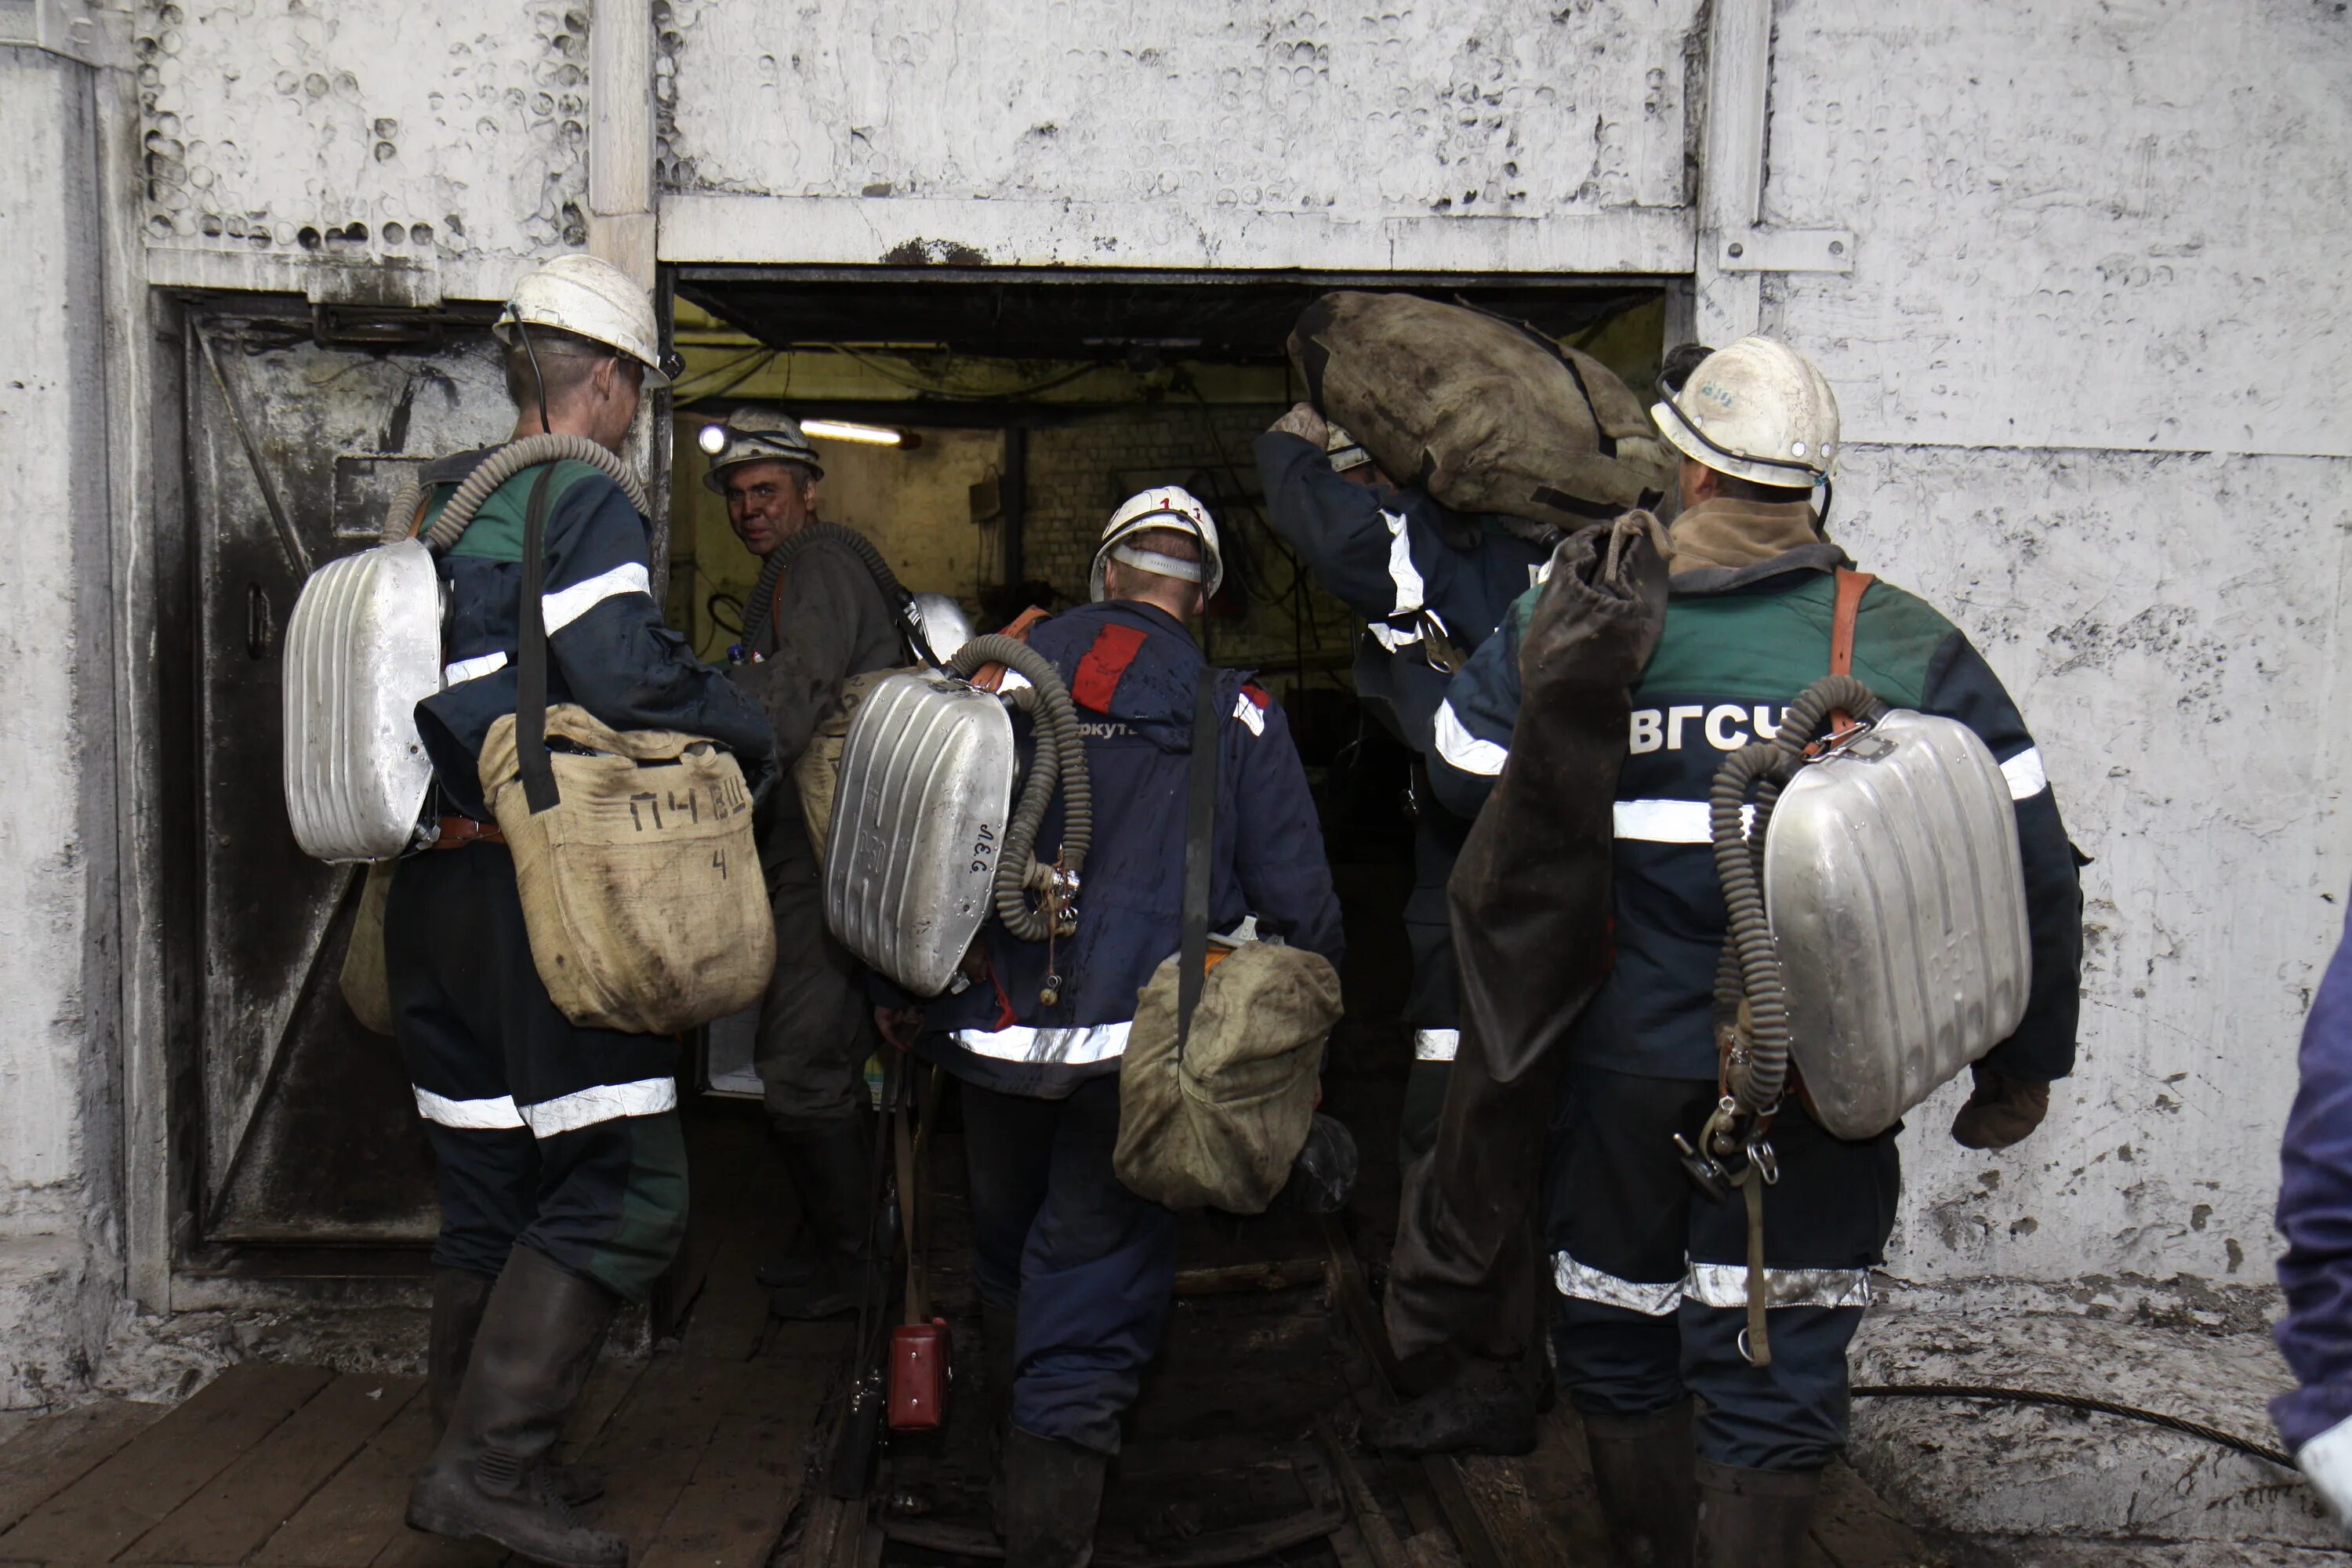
1287,290,1675,528
1113,678,1343,1214
792,666,899,873
480,703,771,1034
338,860,397,1036
475,463,771,1036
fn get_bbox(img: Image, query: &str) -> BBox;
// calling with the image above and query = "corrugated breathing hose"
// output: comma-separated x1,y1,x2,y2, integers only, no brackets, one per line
387,434,652,552
945,634,1091,945
1710,673,1888,1119
739,522,916,653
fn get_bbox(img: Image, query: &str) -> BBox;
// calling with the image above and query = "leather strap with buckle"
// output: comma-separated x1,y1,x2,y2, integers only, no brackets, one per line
430,815,506,850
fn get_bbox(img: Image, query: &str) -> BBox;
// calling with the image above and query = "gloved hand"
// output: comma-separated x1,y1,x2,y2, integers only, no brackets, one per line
1271,401,1328,446
1950,1062,2051,1149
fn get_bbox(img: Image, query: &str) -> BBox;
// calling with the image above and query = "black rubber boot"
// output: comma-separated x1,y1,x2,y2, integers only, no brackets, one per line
1360,1356,1538,1457
406,1247,627,1568
1002,1426,1106,1568
1693,1459,1820,1568
426,1264,606,1508
426,1265,495,1432
1584,1403,1697,1567
983,1301,1021,1534
768,1116,875,1321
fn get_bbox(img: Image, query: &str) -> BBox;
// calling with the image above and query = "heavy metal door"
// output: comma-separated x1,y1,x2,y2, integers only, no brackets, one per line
183,309,510,1244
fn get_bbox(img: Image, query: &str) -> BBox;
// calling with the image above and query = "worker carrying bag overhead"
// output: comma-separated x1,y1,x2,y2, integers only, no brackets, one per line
1286,290,1675,531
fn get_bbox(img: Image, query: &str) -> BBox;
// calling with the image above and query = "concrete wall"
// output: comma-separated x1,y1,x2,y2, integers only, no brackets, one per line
1764,0,2352,1300
0,45,123,1406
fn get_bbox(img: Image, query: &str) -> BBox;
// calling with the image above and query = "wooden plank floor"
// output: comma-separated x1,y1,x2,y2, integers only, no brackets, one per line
0,1109,844,1568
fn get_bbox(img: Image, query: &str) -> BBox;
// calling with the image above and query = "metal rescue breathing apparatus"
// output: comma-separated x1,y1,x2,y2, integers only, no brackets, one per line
1681,670,2033,1366
818,640,1093,1008
281,259,677,863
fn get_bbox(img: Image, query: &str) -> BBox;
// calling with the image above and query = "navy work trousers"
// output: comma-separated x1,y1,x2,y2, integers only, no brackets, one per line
1548,1062,1900,1472
960,1074,1180,1456
386,842,689,1305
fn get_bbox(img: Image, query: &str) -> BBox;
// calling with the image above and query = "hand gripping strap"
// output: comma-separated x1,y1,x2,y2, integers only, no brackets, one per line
1176,670,1221,1059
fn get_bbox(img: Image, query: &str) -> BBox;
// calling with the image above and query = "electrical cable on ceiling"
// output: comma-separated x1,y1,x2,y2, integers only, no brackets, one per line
829,343,1105,401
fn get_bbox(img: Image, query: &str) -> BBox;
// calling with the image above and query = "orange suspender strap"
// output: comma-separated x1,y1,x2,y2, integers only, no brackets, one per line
970,604,1053,691
1826,568,1875,732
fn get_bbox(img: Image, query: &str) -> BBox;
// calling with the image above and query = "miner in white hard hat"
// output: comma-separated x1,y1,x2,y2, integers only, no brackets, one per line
908,485,1342,1565
1412,336,2084,1566
398,255,772,1568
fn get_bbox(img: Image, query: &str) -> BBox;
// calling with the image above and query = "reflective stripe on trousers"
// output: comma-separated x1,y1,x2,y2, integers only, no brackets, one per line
1554,1251,1874,1315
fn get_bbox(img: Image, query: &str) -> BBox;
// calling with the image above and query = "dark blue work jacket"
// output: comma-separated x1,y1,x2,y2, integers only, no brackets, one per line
1254,430,1550,759
409,446,776,820
923,601,1345,1098
2276,892,2352,1461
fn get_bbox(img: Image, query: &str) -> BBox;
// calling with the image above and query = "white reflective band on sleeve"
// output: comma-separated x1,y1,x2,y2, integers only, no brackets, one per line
518,1076,678,1138
1555,1253,1684,1317
543,561,652,633
1613,799,1754,844
445,650,510,686
1413,1029,1460,1062
1232,692,1265,736
954,1022,1133,1065
413,1087,526,1131
1683,1262,1873,1311
1381,509,1426,619
1367,620,1423,653
1435,701,1508,777
2001,746,2049,800
2298,1414,2352,1526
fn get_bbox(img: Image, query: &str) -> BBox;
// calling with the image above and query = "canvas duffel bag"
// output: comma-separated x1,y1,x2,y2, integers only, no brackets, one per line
1287,291,1675,529
480,702,771,1035
1113,675,1343,1214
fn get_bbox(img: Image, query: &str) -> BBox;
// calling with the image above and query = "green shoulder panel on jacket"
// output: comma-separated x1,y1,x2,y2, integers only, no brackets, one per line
419,459,614,563
1637,572,1955,710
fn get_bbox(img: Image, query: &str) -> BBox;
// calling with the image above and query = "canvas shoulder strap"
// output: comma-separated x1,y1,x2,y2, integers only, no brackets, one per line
1829,568,1875,677
1175,668,1221,1060
514,464,562,814
1827,567,1876,731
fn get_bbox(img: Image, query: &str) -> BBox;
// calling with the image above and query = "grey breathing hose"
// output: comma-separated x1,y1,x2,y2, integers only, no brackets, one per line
383,434,652,551
1710,673,1888,1119
945,634,1094,945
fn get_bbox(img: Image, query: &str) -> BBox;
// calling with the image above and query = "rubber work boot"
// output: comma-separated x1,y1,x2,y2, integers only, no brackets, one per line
767,1116,875,1320
1583,1403,1697,1567
406,1247,626,1568
983,1301,1020,1534
1001,1426,1107,1568
1693,1459,1822,1568
425,1265,606,1508
1359,1356,1538,1457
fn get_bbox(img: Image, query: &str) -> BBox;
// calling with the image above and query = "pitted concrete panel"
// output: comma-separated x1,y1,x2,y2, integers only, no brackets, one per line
1826,444,2350,1290
658,0,1697,221
136,2,590,274
1766,1,2352,456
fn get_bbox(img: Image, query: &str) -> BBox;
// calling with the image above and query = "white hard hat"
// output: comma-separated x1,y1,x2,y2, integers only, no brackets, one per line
495,253,677,389
1090,485,1225,604
1650,336,1839,489
700,408,825,492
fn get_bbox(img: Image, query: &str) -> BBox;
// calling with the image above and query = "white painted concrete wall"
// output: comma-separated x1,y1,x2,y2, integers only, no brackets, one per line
135,0,590,298
0,45,123,1407
1767,0,2352,1298
0,0,2334,1415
